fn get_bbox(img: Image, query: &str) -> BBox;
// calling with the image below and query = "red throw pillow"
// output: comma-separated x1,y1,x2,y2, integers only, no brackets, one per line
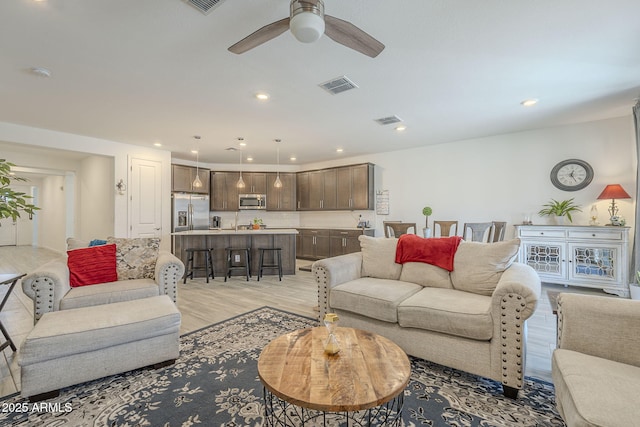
67,244,118,287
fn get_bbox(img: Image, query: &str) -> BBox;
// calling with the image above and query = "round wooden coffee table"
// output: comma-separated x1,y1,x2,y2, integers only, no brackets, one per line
258,326,411,426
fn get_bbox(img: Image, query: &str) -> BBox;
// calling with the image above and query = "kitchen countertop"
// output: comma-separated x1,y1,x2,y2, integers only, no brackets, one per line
172,229,299,236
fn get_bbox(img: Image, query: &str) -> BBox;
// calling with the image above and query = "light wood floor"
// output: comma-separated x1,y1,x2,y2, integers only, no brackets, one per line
0,245,613,398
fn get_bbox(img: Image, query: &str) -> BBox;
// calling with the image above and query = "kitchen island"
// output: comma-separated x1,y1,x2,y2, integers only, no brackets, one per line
172,229,298,278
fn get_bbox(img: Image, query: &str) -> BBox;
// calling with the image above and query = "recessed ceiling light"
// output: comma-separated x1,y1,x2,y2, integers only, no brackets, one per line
395,125,407,132
255,93,270,101
153,142,162,147
237,137,246,147
30,67,51,78
191,150,198,154
336,148,344,153
247,156,254,161
520,98,539,107
289,156,296,161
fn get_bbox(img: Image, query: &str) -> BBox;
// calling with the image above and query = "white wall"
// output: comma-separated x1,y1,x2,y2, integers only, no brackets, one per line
300,116,636,238
78,156,114,241
38,175,67,251
0,121,173,251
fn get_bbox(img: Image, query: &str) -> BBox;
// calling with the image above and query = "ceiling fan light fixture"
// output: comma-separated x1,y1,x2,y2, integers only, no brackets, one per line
290,0,325,43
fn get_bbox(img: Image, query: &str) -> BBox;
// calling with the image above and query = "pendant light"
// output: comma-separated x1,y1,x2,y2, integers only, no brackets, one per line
273,139,282,188
192,136,203,189
237,149,246,189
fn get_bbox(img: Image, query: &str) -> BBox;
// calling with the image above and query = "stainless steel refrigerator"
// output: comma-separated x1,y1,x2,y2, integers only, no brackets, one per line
172,193,210,232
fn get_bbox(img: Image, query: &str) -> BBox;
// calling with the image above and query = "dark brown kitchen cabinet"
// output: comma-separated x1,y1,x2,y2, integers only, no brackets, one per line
297,163,373,211
172,164,210,194
242,172,267,194
298,229,331,259
308,168,337,210
336,163,374,210
266,173,296,211
297,228,374,260
296,172,310,210
210,171,239,211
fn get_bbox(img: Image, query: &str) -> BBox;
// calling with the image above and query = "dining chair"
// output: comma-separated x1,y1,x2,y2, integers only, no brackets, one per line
433,220,458,237
384,222,416,238
383,221,403,238
461,222,494,242
491,221,507,242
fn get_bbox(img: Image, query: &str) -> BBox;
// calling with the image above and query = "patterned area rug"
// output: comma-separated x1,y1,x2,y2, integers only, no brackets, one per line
0,307,564,426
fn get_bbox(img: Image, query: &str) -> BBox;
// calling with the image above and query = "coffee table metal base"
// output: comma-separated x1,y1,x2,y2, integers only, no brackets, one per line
263,386,404,427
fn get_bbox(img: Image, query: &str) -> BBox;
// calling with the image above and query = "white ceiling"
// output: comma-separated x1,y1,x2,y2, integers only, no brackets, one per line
1,0,639,165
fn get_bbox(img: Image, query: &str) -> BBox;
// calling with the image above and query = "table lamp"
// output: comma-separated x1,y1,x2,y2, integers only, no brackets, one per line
597,184,631,225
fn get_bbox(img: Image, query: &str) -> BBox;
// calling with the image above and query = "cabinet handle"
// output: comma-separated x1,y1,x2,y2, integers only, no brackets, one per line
540,232,544,235
592,234,596,237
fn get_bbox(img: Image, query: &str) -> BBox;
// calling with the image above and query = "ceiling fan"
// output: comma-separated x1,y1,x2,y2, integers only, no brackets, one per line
228,0,385,58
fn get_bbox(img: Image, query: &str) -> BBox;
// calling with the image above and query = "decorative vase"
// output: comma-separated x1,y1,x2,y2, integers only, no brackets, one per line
423,227,432,238
553,215,566,225
323,313,340,355
630,285,640,300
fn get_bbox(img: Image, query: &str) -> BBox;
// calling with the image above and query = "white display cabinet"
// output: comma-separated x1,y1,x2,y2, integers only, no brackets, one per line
515,225,630,297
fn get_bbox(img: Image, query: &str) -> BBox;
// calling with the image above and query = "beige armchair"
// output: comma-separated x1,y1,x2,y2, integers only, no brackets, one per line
21,238,184,323
552,293,640,426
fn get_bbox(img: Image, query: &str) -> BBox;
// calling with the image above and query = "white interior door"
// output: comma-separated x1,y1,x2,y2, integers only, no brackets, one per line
0,218,17,246
130,158,162,237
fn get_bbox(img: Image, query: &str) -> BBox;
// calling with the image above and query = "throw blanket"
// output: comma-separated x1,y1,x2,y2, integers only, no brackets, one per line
395,234,463,271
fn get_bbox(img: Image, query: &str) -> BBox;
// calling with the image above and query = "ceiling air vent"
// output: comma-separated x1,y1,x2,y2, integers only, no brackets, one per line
225,147,238,151
319,76,359,95
183,0,226,15
374,115,403,126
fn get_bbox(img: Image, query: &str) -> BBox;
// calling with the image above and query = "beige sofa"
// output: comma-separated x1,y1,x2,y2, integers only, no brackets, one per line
552,293,640,427
314,235,540,398
21,237,184,323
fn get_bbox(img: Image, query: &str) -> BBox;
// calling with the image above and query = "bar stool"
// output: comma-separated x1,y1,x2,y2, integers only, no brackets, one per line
225,247,251,282
258,248,282,281
183,248,214,283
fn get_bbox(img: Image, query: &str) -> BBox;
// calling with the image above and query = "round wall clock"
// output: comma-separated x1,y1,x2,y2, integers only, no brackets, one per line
550,159,594,191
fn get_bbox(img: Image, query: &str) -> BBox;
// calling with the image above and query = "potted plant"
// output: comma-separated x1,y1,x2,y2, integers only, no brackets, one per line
0,159,39,222
538,198,581,225
252,217,263,230
422,206,433,238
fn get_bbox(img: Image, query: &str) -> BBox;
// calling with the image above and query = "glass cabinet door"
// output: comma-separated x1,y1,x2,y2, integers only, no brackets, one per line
522,242,566,281
568,243,622,285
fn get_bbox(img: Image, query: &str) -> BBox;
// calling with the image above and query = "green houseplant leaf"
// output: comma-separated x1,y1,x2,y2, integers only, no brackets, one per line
538,198,582,223
0,159,39,222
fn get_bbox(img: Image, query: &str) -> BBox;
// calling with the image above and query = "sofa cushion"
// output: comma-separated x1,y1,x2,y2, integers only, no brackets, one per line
399,262,452,289
107,237,160,280
67,244,118,287
397,288,493,340
552,349,640,427
358,235,402,280
59,278,160,310
330,278,422,323
450,238,520,296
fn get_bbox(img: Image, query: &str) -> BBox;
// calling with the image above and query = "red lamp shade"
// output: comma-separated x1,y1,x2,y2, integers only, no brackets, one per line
597,184,631,200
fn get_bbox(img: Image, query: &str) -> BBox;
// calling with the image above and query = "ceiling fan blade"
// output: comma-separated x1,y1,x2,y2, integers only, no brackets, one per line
228,18,290,54
324,15,385,58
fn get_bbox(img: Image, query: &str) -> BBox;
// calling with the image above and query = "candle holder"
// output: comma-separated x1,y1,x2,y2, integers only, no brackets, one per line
323,313,340,355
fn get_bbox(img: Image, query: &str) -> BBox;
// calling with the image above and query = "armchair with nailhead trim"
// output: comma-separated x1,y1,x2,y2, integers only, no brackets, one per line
21,237,184,323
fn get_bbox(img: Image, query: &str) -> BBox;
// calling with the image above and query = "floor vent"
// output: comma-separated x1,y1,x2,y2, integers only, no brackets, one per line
374,115,403,126
183,0,226,15
319,76,359,95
